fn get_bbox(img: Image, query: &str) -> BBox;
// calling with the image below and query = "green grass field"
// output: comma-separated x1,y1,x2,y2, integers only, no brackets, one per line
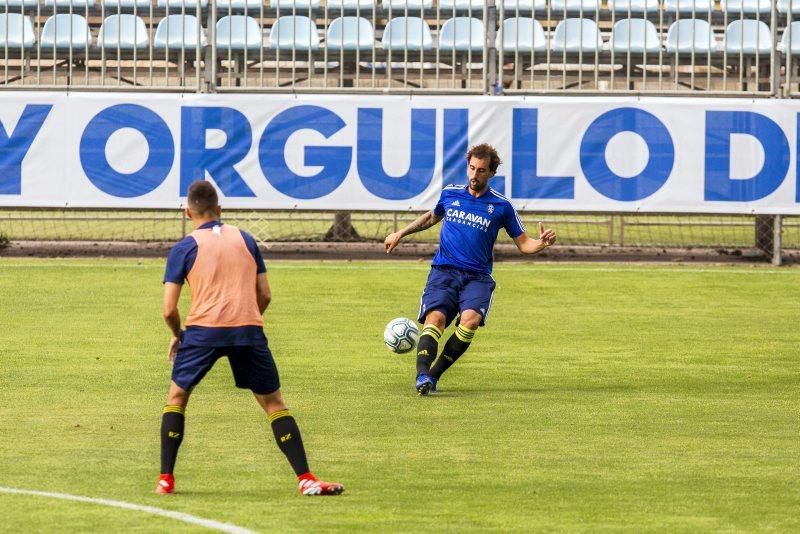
1,259,798,532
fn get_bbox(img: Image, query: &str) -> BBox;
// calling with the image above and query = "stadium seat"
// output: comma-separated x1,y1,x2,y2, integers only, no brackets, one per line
724,19,771,55
551,18,604,53
40,14,92,49
269,15,319,51
98,14,149,49
157,0,208,8
438,0,484,11
550,0,601,14
778,0,800,13
326,16,375,52
216,15,262,50
43,0,97,7
0,13,35,48
498,0,543,12
1,0,40,7
438,17,484,53
720,0,772,14
382,0,433,9
778,21,800,53
326,0,376,10
271,0,320,9
663,0,714,14
665,19,718,54
610,18,661,54
381,16,433,51
101,0,153,8
154,14,206,49
216,0,265,10
498,17,546,53
608,0,661,14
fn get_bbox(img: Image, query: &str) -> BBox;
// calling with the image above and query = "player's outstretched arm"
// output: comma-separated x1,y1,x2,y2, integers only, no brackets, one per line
513,221,557,255
384,210,443,254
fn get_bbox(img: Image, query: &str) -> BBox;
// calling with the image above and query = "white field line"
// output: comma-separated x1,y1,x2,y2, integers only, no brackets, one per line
0,487,257,534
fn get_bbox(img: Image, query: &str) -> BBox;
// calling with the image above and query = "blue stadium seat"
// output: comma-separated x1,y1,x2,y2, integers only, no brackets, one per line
157,0,209,8
43,0,97,7
0,13,35,48
271,0,320,9
382,0,433,9
663,0,714,14
724,19,771,55
498,17,546,53
550,0,601,14
439,17,484,53
610,18,661,54
608,0,661,14
217,0,264,10
326,0,377,9
154,14,206,49
326,16,375,52
721,0,772,14
778,0,800,13
98,14,149,49
269,15,319,51
439,0,484,11
778,21,800,53
665,19,718,54
381,16,433,51
551,18,604,53
499,0,543,12
216,15,262,50
40,14,92,49
101,0,153,8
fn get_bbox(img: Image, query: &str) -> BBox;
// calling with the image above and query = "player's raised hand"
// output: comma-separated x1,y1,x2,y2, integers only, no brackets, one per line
538,221,556,247
384,232,402,254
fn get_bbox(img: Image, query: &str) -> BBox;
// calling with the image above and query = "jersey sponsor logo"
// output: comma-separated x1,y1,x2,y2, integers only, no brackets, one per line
445,208,492,231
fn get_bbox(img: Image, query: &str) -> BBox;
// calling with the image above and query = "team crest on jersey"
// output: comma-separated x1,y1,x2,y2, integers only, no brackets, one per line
487,204,494,214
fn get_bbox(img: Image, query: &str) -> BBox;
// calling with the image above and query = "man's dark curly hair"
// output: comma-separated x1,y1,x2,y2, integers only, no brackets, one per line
466,144,502,173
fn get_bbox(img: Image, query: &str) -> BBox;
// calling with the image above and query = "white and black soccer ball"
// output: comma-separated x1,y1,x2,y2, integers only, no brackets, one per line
383,317,420,354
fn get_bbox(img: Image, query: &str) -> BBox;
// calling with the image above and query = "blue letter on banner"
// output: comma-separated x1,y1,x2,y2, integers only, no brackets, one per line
580,108,674,201
0,105,52,195
80,104,174,198
511,108,573,199
181,107,255,197
357,108,436,200
704,111,789,202
259,105,350,199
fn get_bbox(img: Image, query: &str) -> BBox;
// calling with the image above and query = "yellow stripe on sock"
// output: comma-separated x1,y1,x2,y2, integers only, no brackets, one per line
269,409,290,423
455,325,476,343
421,325,443,340
162,405,185,415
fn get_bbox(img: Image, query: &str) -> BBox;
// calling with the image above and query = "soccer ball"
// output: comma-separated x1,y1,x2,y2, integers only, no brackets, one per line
383,317,420,354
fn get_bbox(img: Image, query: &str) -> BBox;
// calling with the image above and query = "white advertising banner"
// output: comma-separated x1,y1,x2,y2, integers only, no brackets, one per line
0,92,798,214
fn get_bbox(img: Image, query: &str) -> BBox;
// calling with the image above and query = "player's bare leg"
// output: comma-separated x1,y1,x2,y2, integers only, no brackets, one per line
157,381,191,494
254,390,344,496
429,309,481,384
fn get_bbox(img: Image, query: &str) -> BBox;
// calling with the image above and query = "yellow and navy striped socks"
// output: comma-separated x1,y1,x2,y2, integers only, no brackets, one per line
416,324,443,376
160,405,185,475
269,409,310,476
431,324,477,379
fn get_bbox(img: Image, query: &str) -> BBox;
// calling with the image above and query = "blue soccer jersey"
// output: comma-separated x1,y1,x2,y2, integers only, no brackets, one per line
432,185,526,274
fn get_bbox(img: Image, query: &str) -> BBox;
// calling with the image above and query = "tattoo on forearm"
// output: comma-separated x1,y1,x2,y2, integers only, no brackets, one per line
402,212,440,236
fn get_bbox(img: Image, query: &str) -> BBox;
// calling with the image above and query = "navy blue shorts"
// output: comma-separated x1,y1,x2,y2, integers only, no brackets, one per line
417,265,496,328
171,338,280,395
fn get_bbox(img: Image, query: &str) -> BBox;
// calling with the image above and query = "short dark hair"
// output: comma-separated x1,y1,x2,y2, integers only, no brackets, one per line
466,144,502,173
187,180,219,216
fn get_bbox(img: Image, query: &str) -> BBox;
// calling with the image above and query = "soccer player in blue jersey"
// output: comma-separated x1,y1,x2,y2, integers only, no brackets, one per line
384,144,556,395
157,180,344,496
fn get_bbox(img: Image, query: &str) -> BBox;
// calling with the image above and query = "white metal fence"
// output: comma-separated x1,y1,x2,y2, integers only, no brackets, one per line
2,0,800,94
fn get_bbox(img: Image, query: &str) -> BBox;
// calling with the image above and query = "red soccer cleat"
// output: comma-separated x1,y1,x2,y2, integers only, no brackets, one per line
298,474,344,496
156,474,175,495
